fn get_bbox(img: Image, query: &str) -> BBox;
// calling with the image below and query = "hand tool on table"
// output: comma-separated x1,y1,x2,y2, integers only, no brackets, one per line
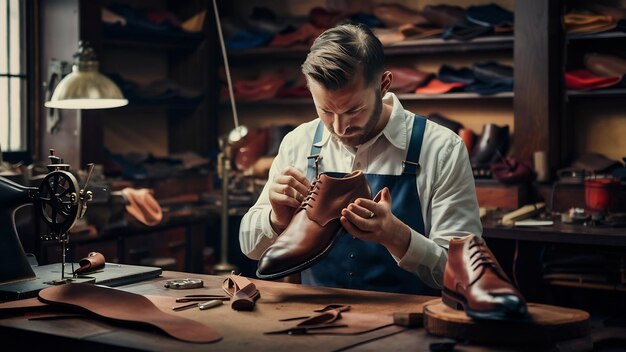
173,299,224,312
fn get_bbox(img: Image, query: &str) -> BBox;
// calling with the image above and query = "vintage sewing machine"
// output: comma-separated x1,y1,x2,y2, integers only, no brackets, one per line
0,150,161,301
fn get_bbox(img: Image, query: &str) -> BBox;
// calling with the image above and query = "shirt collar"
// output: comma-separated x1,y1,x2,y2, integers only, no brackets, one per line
380,92,407,151
313,121,332,148
312,92,407,150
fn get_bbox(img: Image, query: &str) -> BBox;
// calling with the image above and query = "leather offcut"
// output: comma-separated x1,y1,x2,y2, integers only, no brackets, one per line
74,252,105,274
222,273,260,311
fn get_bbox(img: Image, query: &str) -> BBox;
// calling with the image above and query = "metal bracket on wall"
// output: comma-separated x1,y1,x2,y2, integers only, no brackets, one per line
43,60,71,134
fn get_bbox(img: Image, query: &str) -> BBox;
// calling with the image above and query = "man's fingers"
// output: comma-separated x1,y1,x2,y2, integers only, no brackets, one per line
354,198,381,215
341,208,375,231
272,192,301,208
340,216,368,238
282,167,311,189
273,183,306,203
275,175,309,198
347,203,375,219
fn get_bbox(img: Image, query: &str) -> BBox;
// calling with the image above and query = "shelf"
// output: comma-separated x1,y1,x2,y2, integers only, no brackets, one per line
398,92,513,100
227,35,514,61
122,101,203,110
103,36,203,50
483,220,626,247
220,92,513,107
567,31,626,41
547,280,626,292
567,89,626,99
383,35,514,55
102,26,204,50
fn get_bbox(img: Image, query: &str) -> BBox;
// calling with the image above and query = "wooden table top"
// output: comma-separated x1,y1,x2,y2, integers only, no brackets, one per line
0,272,590,351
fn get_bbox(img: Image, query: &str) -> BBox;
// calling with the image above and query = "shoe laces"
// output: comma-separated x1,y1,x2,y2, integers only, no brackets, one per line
300,178,322,209
468,239,497,273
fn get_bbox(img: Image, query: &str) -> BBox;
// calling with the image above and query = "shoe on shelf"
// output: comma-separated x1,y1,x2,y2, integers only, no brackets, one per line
470,123,509,167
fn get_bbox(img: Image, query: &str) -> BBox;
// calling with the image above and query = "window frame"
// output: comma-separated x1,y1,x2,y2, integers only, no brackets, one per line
2,0,37,164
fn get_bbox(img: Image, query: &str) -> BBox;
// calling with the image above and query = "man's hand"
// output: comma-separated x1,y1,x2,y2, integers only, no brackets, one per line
269,167,311,233
340,187,411,259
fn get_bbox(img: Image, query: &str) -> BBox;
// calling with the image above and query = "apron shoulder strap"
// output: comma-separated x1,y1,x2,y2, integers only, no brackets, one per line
403,114,427,175
307,120,325,180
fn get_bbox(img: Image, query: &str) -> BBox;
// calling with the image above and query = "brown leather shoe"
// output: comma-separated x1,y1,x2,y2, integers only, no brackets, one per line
257,171,371,279
584,53,626,77
443,235,528,320
373,4,428,28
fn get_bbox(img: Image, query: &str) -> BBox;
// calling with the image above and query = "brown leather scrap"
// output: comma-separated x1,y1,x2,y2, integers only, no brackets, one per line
221,273,260,311
38,283,222,343
266,304,394,335
74,252,105,274
0,297,47,311
313,304,351,313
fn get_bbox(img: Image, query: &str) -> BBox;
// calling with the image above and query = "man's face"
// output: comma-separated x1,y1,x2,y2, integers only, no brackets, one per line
308,74,384,148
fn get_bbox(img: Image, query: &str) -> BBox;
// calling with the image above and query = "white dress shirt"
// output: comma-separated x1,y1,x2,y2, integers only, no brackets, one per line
239,92,482,289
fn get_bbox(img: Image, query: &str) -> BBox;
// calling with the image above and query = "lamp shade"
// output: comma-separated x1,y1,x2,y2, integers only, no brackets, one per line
45,41,128,109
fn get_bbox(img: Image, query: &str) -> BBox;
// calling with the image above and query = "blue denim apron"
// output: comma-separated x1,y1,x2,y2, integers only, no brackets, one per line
301,115,439,295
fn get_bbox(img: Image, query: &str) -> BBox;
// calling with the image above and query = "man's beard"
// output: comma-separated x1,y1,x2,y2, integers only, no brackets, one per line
327,89,383,148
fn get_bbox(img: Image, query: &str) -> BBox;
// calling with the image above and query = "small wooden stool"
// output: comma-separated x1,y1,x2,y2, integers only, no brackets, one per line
424,299,590,345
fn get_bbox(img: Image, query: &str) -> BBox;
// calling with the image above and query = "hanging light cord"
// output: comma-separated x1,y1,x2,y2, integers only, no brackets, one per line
212,0,240,131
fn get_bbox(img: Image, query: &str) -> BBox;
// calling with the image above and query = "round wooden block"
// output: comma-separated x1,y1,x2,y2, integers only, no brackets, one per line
423,299,590,345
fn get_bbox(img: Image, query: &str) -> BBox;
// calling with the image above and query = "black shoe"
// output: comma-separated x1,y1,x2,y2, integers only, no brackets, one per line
470,123,509,167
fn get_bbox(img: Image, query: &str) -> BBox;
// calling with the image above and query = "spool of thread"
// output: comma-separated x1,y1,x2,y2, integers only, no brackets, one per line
533,151,549,182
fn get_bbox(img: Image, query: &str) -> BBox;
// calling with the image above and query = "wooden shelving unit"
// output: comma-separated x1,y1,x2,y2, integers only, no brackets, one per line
547,280,626,292
102,35,204,50
567,88,626,99
222,91,514,107
228,35,514,62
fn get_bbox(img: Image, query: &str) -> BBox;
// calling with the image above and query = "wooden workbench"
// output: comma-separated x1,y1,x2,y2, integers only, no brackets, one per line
0,272,591,351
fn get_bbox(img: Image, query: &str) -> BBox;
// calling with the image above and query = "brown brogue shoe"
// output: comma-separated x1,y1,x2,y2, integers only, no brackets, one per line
443,235,528,320
257,171,371,279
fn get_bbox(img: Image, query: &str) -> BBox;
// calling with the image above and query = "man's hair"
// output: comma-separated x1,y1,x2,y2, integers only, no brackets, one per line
302,23,384,90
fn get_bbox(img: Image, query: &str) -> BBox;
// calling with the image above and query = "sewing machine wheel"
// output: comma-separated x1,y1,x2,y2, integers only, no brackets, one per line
38,170,80,238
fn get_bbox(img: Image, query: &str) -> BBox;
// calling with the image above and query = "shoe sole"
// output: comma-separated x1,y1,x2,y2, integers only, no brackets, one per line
256,229,343,280
442,287,527,321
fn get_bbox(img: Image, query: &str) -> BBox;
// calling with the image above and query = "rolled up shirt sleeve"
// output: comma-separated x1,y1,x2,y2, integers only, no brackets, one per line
393,133,482,289
239,136,292,260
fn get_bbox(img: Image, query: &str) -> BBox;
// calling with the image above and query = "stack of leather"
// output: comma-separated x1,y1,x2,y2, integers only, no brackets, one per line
565,2,626,35
388,67,434,94
373,3,514,44
566,53,626,91
542,245,622,286
415,62,514,96
102,5,205,41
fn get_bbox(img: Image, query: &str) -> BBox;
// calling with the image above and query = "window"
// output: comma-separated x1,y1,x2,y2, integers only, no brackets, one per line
0,0,27,154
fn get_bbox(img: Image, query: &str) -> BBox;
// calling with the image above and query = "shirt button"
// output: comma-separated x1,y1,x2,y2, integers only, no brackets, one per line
356,162,362,168
349,253,355,259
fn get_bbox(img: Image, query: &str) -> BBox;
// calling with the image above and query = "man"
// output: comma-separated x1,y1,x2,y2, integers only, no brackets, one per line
239,23,481,294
